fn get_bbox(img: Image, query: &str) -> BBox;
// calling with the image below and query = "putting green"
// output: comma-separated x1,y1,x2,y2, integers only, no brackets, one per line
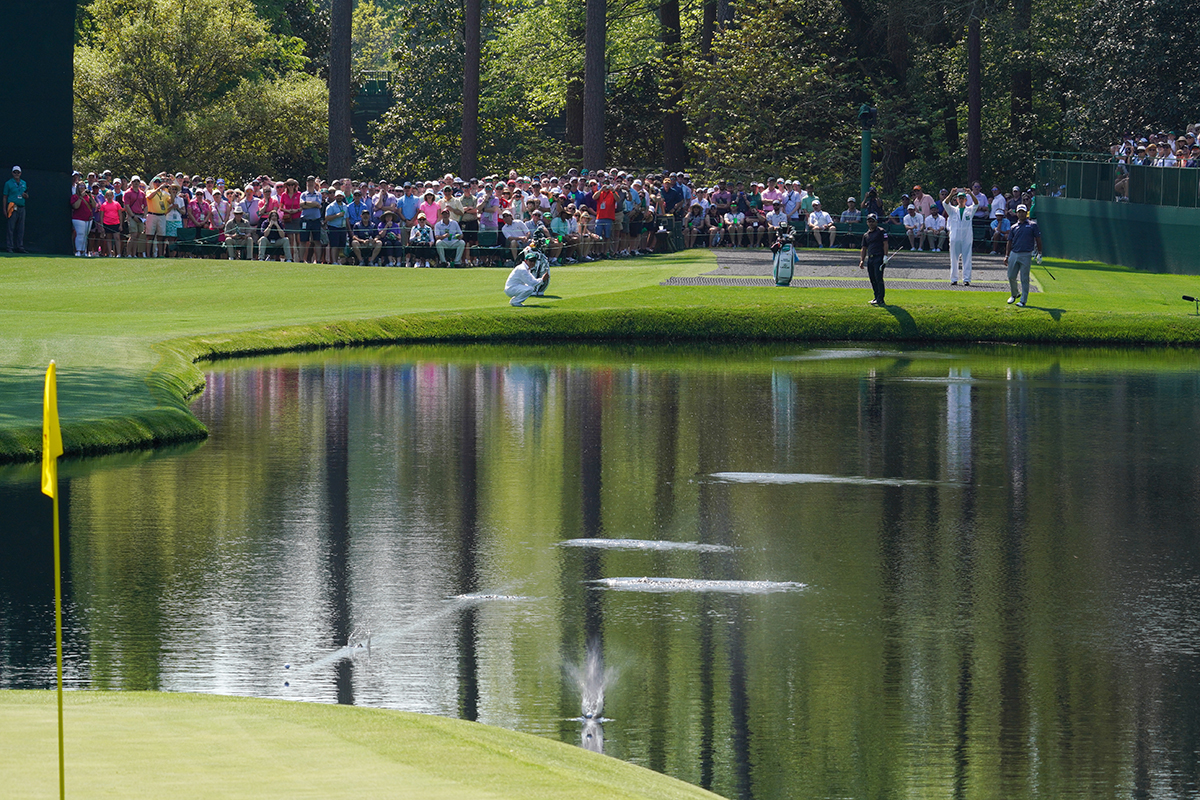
1,691,721,800
1,250,1198,462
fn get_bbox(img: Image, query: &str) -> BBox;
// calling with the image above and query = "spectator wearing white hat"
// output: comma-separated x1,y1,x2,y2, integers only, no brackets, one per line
902,204,924,250
923,207,946,252
806,200,835,248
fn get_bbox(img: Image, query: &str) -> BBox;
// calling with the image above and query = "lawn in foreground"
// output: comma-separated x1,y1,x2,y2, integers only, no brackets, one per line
0,249,1198,460
1,690,721,800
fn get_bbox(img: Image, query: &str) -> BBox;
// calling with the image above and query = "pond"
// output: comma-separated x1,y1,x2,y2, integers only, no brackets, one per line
3,342,1200,799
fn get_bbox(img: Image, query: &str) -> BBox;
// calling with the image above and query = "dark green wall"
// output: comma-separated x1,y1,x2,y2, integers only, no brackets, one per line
1039,197,1200,274
0,0,75,254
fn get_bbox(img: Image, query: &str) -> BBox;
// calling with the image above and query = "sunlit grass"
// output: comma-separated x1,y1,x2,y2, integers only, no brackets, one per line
0,691,720,800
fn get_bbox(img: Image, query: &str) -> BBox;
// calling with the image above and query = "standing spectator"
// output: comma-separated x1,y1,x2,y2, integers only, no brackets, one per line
123,176,148,257
418,190,441,231
911,185,934,218
1004,203,1041,307
164,183,184,258
945,188,977,285
989,186,1006,219
807,200,835,248
298,176,323,263
989,209,1011,255
970,181,989,219
70,173,95,257
594,181,616,255
784,181,804,230
434,207,464,266
902,205,924,250
324,191,348,263
861,189,885,220
279,178,302,255
98,188,124,257
4,166,28,252
858,213,889,306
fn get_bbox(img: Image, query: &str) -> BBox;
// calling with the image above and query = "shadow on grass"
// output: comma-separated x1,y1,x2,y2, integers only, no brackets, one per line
1018,304,1067,321
883,304,919,336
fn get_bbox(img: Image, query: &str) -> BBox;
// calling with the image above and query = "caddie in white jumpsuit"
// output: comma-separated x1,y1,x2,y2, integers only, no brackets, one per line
504,251,546,306
945,188,977,285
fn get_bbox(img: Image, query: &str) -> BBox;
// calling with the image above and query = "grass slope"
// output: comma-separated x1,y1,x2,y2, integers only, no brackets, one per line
0,690,720,800
0,250,1197,462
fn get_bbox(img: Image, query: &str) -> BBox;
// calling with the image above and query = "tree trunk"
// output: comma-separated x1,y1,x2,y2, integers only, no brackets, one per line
461,0,480,179
967,15,982,183
565,0,585,160
582,0,606,170
940,67,959,151
327,0,353,178
716,0,732,28
1010,0,1032,136
660,0,685,170
700,0,716,61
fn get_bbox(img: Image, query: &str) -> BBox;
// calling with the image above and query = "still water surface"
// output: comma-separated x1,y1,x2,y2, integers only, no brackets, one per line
3,343,1200,799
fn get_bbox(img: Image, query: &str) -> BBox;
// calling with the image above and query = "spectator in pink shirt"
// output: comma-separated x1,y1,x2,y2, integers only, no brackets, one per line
98,189,124,257
418,190,441,230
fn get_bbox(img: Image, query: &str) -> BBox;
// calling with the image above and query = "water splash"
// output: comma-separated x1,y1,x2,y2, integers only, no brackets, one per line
557,538,737,553
590,577,806,594
566,638,615,754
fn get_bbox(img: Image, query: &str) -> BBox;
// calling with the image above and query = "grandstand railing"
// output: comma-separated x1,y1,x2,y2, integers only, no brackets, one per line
1037,157,1200,208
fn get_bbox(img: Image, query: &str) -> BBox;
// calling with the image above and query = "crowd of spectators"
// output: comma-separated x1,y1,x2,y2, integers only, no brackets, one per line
1109,126,1200,167
66,167,1032,264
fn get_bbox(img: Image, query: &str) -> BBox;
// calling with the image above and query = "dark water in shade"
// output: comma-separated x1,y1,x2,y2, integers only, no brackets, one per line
3,342,1200,799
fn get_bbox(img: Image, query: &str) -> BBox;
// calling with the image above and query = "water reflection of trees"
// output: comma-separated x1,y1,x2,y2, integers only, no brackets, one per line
17,353,1199,798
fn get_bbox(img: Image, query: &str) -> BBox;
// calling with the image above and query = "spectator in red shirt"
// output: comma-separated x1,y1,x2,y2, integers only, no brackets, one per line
594,181,616,256
123,176,148,257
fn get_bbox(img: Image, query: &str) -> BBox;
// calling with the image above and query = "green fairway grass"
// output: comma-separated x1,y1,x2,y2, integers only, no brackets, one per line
0,690,721,800
0,250,1198,462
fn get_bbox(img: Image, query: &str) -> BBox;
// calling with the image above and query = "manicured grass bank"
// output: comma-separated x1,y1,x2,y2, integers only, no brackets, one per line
0,250,1197,463
0,690,720,800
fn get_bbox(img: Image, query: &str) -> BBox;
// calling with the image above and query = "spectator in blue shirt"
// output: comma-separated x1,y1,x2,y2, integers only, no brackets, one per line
4,166,28,252
989,209,1011,255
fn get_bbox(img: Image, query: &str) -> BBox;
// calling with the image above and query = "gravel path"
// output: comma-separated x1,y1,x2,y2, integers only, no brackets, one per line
669,246,1038,293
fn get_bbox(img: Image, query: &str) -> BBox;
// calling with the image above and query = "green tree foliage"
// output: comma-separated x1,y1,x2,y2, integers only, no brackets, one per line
74,0,326,179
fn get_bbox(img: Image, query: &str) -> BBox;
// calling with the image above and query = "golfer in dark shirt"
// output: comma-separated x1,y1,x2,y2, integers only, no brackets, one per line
859,213,889,305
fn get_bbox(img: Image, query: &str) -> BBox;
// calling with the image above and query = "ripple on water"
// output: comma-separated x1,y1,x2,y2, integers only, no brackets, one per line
589,577,806,594
557,538,738,553
708,471,950,488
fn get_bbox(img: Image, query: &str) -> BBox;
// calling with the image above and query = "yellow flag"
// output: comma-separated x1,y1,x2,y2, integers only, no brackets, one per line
42,361,63,498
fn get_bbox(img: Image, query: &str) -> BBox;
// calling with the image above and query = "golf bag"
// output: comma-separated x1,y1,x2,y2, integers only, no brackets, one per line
772,225,796,286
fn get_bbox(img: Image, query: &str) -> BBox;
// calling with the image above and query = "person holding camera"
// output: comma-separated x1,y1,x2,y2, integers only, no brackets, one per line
859,213,889,306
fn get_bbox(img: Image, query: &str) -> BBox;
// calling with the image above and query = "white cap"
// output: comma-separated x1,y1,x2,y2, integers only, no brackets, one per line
11,166,20,173
1016,204,1029,212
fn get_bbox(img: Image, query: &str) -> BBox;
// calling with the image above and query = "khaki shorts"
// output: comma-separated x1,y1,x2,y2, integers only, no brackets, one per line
127,216,146,236
145,214,167,237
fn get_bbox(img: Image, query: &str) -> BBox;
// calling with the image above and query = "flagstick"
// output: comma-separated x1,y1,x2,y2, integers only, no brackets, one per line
53,490,65,800
43,360,65,800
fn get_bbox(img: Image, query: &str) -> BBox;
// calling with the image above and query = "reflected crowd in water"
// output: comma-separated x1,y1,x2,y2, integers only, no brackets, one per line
3,343,1200,799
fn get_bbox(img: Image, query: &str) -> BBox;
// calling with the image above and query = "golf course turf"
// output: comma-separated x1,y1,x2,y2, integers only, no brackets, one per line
1,248,1198,463
0,691,722,799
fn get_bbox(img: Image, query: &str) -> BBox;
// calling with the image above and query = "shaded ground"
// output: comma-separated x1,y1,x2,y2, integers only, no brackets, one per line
673,247,1037,293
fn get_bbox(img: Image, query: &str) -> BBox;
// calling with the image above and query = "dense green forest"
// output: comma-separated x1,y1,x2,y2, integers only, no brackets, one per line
73,0,1200,194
